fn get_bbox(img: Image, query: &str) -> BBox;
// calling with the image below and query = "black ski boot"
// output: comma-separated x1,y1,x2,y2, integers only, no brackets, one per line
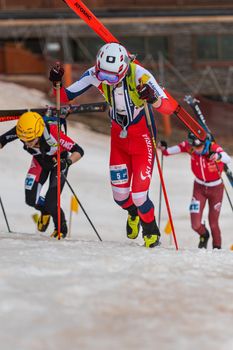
141,219,161,248
50,221,68,239
198,230,210,249
126,205,140,239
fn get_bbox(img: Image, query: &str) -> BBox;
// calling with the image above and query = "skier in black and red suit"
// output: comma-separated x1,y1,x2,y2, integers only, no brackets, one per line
0,111,84,238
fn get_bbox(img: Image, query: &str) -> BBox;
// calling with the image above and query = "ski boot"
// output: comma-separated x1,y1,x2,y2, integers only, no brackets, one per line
141,219,161,248
37,214,51,232
126,204,140,239
126,214,140,239
50,221,68,240
198,230,210,249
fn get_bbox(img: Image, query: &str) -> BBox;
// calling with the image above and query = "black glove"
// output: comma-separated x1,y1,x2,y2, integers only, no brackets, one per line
49,62,64,86
157,140,168,150
53,158,72,172
209,152,222,162
136,84,158,104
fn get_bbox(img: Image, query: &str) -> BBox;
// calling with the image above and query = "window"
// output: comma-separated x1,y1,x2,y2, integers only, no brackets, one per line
45,41,62,59
24,38,45,55
119,36,145,60
119,36,169,62
196,35,233,61
70,37,103,62
70,36,169,63
221,36,233,60
147,36,169,60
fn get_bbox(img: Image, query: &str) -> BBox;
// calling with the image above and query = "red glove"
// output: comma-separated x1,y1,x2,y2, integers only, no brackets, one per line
49,62,64,86
136,84,158,104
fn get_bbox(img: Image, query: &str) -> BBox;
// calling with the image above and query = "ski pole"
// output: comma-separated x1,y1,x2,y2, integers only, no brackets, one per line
143,102,179,250
158,152,164,229
214,162,233,212
55,77,62,240
62,174,102,241
0,196,11,233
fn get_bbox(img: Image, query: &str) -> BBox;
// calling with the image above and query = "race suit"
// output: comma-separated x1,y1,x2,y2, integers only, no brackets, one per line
58,62,169,231
162,140,231,247
0,124,84,229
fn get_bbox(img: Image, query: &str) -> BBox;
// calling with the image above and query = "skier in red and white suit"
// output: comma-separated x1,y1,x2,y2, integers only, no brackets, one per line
158,133,231,249
49,43,177,248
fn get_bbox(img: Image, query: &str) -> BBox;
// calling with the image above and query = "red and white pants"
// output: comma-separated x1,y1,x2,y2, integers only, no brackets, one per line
110,117,156,223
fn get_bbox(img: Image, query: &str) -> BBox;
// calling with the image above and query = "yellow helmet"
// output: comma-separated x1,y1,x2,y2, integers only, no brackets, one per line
16,112,45,142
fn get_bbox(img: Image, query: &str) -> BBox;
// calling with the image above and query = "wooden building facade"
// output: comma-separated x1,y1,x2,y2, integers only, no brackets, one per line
1,1,233,104
1,1,233,10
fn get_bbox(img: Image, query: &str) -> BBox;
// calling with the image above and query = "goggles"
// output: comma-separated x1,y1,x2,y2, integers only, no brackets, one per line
96,69,121,84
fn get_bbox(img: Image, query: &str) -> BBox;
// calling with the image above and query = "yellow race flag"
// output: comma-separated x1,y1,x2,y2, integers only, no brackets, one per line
164,219,172,235
70,196,79,213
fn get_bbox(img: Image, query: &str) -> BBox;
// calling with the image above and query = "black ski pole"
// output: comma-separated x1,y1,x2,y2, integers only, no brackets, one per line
0,196,11,233
62,175,102,241
214,162,233,212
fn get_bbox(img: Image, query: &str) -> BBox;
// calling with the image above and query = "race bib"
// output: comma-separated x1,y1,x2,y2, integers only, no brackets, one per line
189,198,200,213
110,164,128,185
25,174,36,190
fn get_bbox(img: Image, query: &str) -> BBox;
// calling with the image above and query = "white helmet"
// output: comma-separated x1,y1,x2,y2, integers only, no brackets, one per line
95,43,130,85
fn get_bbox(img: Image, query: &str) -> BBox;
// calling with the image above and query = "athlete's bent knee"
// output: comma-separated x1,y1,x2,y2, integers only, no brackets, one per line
132,191,148,207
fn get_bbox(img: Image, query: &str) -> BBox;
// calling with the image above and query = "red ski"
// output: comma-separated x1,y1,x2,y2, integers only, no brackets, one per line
63,0,206,141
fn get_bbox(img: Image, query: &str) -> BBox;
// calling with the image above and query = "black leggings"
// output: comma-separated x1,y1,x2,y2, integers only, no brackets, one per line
25,157,68,229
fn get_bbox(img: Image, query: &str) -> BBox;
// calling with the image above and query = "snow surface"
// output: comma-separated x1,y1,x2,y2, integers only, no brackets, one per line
0,82,233,350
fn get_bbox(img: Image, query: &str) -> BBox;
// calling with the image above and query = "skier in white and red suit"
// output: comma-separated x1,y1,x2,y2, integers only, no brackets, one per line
49,43,177,248
0,112,84,239
158,133,231,249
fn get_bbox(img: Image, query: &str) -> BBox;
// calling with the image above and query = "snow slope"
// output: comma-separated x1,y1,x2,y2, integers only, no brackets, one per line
0,82,233,350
